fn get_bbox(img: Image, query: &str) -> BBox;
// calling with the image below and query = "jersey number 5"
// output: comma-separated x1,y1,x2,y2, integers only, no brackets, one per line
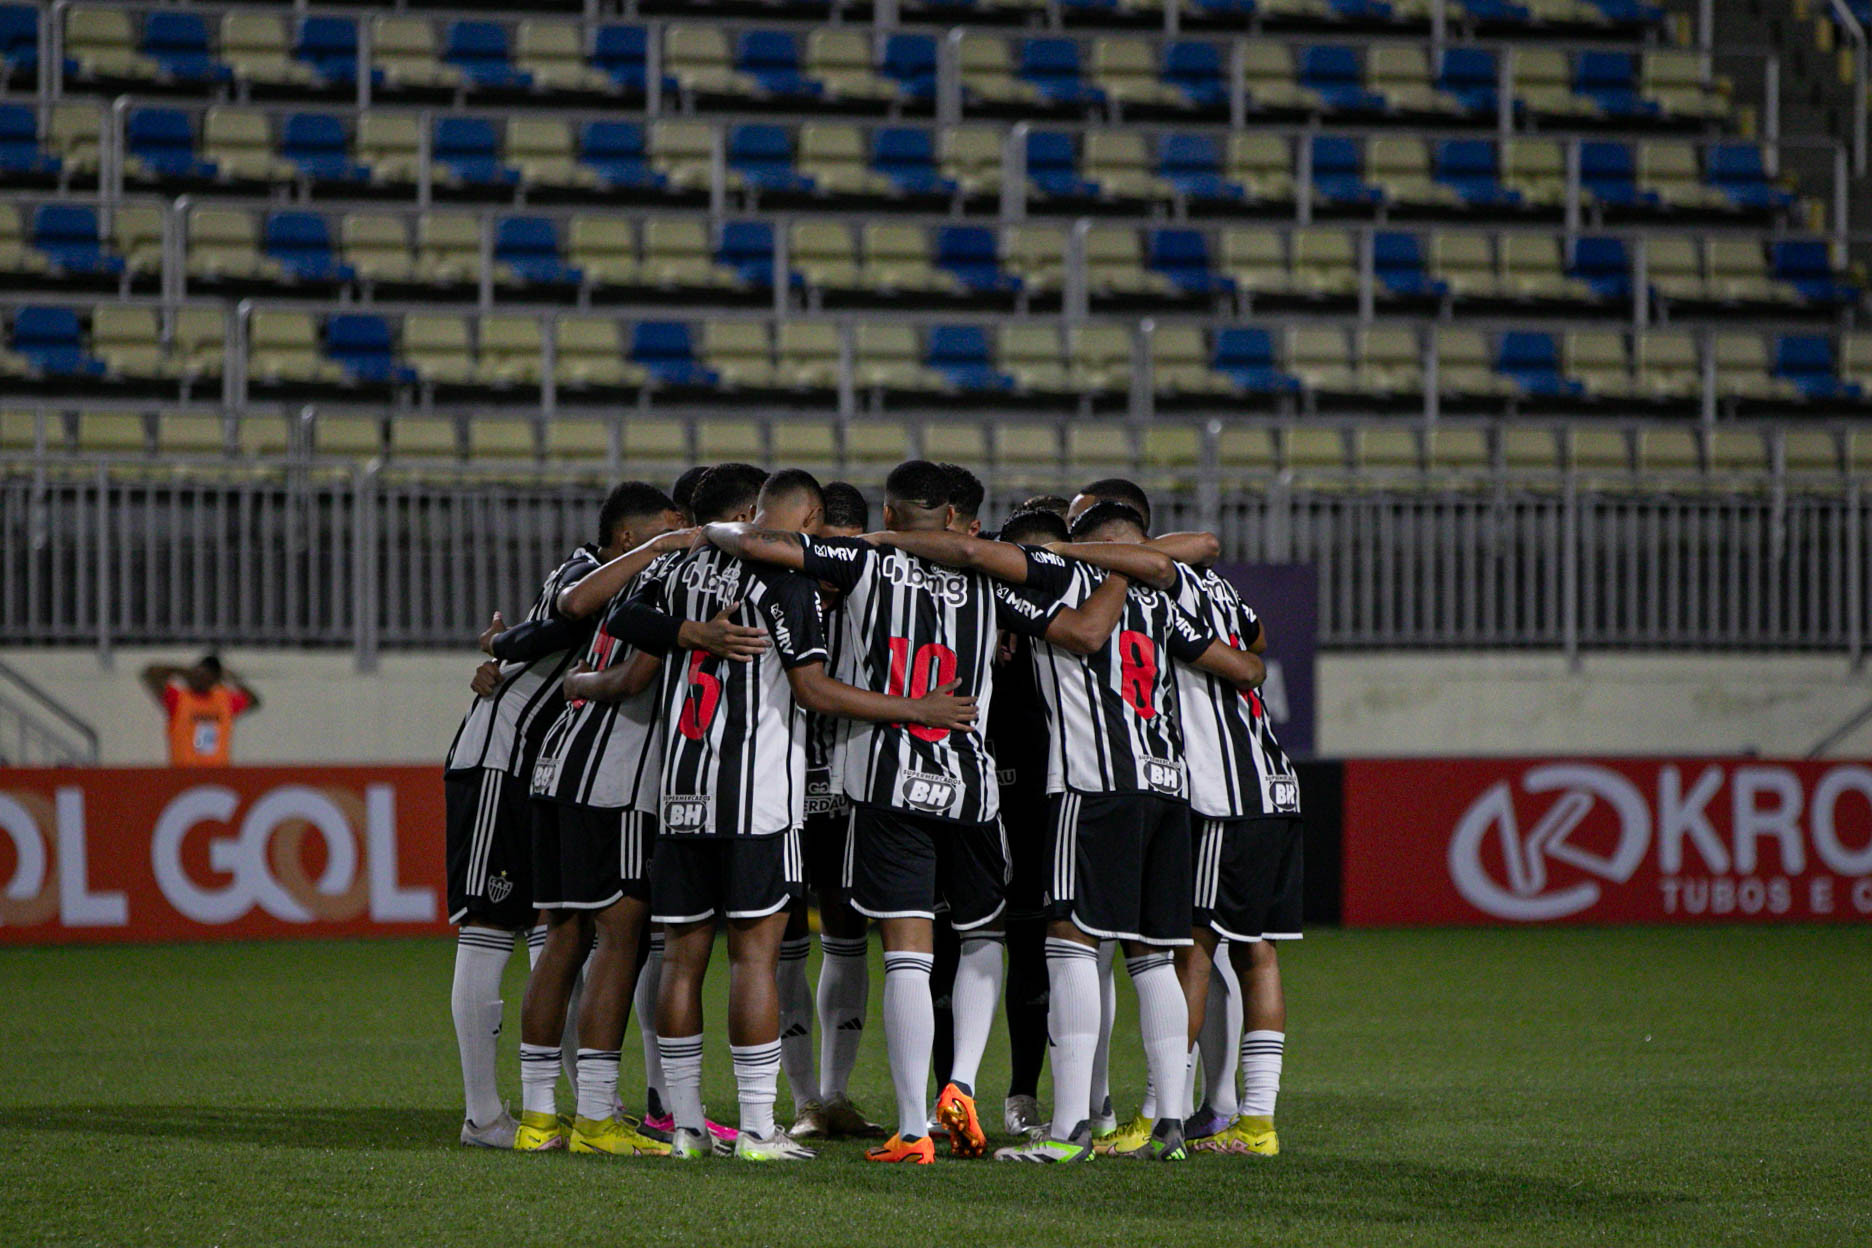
677,651,722,740
887,637,957,742
1118,630,1157,719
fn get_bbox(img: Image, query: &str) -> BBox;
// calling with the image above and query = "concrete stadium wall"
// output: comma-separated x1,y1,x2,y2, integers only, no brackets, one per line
5,647,1870,766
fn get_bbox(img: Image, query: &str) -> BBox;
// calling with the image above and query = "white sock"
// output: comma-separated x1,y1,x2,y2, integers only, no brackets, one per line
948,934,1004,1095
1140,1068,1157,1120
451,927,515,1126
658,1034,706,1133
1045,937,1100,1142
576,1048,621,1122
777,937,817,1106
526,923,547,968
1129,953,1189,1131
519,1042,560,1118
731,1040,783,1139
1089,940,1116,1116
881,950,934,1139
637,932,664,1115
1241,1030,1285,1120
1200,951,1242,1117
816,934,869,1099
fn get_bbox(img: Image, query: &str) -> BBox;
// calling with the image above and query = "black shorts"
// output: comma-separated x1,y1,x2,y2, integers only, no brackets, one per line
1046,791,1193,947
651,830,802,925
1195,815,1305,942
802,811,851,900
998,780,1051,921
445,769,534,928
845,804,1007,930
530,799,653,911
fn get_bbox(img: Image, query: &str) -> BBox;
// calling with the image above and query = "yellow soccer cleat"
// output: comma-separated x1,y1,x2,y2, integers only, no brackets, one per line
1194,1114,1279,1157
1093,1114,1151,1156
512,1110,569,1152
569,1115,673,1157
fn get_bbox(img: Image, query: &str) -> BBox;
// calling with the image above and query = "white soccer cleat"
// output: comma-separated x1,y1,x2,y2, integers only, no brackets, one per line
1004,1094,1048,1141
669,1127,712,1160
735,1128,816,1162
460,1110,519,1149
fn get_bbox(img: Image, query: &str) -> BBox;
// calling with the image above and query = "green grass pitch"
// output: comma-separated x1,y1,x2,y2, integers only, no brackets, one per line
2,925,1867,1248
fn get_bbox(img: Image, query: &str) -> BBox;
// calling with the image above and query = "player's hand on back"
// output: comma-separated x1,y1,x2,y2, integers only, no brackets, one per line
561,659,593,701
679,602,769,662
470,660,502,698
911,679,978,732
477,611,506,656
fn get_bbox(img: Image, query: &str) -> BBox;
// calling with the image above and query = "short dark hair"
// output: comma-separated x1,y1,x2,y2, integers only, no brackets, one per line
941,463,985,520
759,467,824,512
999,507,1070,546
197,654,224,678
1069,499,1148,542
1078,478,1152,530
688,463,769,524
1019,494,1071,517
671,465,712,519
884,459,953,511
821,482,870,531
597,480,677,547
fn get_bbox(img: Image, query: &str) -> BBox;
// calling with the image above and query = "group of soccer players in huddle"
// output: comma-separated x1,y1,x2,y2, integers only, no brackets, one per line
443,458,1304,1164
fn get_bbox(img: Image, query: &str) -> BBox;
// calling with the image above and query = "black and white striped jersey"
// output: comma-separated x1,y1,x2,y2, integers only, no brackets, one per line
803,595,849,819
444,545,601,779
1015,552,1217,800
799,535,1007,824
641,544,828,839
1170,565,1302,818
529,551,683,811
986,631,1049,802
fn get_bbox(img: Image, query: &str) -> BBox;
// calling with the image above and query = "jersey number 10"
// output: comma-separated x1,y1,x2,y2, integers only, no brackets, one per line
887,637,957,742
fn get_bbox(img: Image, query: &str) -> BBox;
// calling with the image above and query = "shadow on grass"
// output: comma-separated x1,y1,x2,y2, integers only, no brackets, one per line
10,1106,461,1151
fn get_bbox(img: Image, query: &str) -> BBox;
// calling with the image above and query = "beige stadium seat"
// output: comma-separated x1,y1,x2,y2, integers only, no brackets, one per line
112,206,163,279
1432,233,1507,299
808,30,897,104
791,222,861,293
475,315,547,388
620,417,691,466
1370,46,1462,115
555,317,644,389
649,121,718,192
1849,430,1872,475
779,322,841,390
863,224,960,295
1085,132,1171,202
1515,49,1598,119
1241,44,1311,110
1218,425,1277,469
845,417,913,466
0,206,49,277
77,412,149,454
1713,333,1797,401
1429,427,1491,471
1284,427,1347,470
1230,134,1297,200
1150,326,1229,396
1842,332,1872,388
174,307,226,379
703,321,777,389
392,415,463,460
1371,139,1462,209
1436,327,1515,398
1502,234,1589,302
158,413,229,456
994,423,1060,472
516,20,612,94
314,414,384,458
1291,227,1358,297
1141,423,1202,470
372,17,463,90
1644,237,1707,304
643,220,733,290
222,14,316,88
1067,423,1134,475
1639,428,1701,473
940,126,1006,198
1780,428,1840,474
1706,428,1767,474
958,35,1037,107
1706,239,1794,304
343,213,417,284
856,324,942,392
1006,225,1066,296
1066,325,1132,395
1288,327,1356,392
416,213,482,286
204,108,295,182
1092,38,1184,109
696,416,765,462
1223,228,1296,298
799,124,891,197
1086,227,1174,300
923,420,990,466
1503,139,1566,208
469,417,538,461
1566,330,1637,398
1639,141,1726,211
1356,426,1420,472
1502,427,1563,471
1643,50,1729,121
188,209,283,282
999,325,1074,395
545,415,614,462
358,114,423,186
50,102,105,175
1567,428,1631,473
1635,329,1702,402
665,25,755,96
1360,327,1423,395
404,314,476,385
250,311,344,385
771,418,837,464
570,215,639,287
508,118,596,191
92,307,173,380
66,6,158,80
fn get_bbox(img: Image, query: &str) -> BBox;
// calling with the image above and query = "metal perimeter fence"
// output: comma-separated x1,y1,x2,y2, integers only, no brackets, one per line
1,461,1864,666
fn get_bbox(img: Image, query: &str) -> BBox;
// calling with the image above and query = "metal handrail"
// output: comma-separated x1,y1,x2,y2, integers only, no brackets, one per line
0,657,100,765
1825,0,1870,174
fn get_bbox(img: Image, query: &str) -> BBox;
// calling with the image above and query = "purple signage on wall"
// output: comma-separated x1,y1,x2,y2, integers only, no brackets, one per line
1212,563,1318,758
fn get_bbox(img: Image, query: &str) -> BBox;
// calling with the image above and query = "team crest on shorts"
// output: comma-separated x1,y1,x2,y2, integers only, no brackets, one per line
662,795,713,833
487,873,513,904
898,771,959,814
1142,757,1187,798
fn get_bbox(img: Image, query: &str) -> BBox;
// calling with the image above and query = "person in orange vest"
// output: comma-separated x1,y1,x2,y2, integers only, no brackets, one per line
140,654,263,767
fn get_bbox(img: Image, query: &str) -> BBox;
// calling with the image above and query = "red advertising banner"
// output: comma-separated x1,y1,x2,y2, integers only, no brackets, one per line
0,766,449,945
1344,758,1872,926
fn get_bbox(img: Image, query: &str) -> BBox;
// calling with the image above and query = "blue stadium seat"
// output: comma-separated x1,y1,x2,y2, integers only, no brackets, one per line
1573,52,1655,118
265,212,356,283
433,117,519,187
1188,0,1256,17
1019,39,1105,108
737,30,822,99
1309,135,1382,206
1059,0,1121,14
1590,0,1665,22
445,22,532,90
1433,140,1519,208
1495,331,1582,397
128,108,218,180
295,17,375,86
1770,240,1860,306
1211,328,1299,394
1374,233,1448,299
1148,229,1235,296
1569,236,1632,300
32,205,123,276
496,217,582,287
1026,131,1100,199
1162,42,1226,110
631,321,720,387
142,12,231,85
881,35,938,100
593,25,674,96
1436,48,1500,115
925,325,1013,392
1463,0,1533,22
1773,336,1860,400
1329,0,1393,17
728,124,814,193
0,104,58,175
10,306,104,377
325,314,416,384
281,114,369,184
716,221,799,289
1705,144,1796,210
873,128,955,196
579,122,665,190
0,4,58,76
934,227,1019,294
1159,133,1243,203
1299,46,1383,113
1580,142,1659,208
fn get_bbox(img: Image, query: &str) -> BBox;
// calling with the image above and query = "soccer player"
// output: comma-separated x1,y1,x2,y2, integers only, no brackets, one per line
511,484,767,1155
783,481,887,1141
624,467,977,1161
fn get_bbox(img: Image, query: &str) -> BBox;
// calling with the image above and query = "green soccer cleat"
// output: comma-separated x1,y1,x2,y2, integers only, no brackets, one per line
735,1128,816,1162
993,1122,1095,1163
1113,1120,1188,1162
668,1127,713,1160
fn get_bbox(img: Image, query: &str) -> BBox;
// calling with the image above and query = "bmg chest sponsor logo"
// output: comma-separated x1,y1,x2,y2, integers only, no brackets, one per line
662,795,713,833
880,553,973,607
899,772,959,814
677,557,743,600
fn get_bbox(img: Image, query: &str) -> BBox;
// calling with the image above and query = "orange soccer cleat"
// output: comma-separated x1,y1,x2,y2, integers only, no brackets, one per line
864,1133,937,1164
935,1083,987,1159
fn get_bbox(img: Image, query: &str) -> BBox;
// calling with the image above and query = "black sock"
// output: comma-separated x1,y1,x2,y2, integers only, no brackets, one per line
1004,916,1049,1099
930,917,959,1090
